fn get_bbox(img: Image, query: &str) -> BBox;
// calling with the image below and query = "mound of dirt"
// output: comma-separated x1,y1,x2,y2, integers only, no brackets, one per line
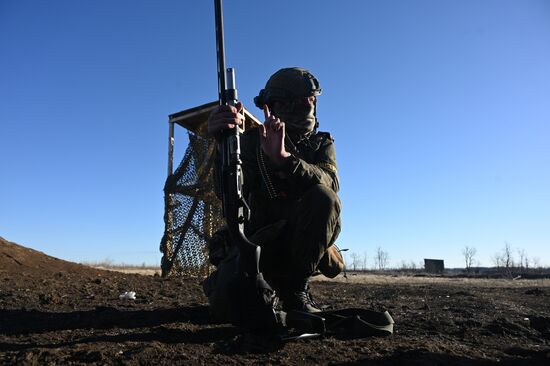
0,236,101,277
1,236,549,365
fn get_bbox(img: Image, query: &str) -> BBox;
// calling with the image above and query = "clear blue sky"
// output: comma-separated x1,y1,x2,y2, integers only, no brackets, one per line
1,0,549,268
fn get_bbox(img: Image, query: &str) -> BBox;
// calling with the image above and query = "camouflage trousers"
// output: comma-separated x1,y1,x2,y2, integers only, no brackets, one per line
203,184,341,321
258,184,341,280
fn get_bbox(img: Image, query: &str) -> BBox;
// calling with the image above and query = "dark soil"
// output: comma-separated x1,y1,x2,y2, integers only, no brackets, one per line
1,236,549,365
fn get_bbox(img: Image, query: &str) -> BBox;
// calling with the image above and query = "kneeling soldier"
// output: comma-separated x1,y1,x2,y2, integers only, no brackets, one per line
204,67,343,318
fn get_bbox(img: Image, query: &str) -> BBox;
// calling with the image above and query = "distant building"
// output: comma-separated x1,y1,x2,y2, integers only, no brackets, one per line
424,258,445,273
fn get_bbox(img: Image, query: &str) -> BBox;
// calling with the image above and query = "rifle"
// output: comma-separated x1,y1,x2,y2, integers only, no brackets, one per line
214,0,260,279
213,0,282,332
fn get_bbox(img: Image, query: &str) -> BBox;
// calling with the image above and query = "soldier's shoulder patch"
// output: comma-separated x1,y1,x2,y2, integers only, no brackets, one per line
317,161,337,173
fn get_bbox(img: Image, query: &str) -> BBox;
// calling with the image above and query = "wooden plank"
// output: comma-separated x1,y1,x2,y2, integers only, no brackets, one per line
169,101,262,136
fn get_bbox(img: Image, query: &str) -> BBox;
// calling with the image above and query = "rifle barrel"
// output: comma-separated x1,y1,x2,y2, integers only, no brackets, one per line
214,0,227,105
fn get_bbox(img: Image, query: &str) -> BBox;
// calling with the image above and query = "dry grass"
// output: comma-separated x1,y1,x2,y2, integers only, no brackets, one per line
81,262,550,288
91,266,161,276
312,272,550,288
81,260,161,276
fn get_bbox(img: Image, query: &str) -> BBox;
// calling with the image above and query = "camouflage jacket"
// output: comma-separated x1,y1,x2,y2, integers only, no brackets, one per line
241,129,339,195
249,129,339,230
214,128,339,233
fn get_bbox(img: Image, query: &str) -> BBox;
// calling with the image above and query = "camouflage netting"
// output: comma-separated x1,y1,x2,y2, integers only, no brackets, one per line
160,132,224,277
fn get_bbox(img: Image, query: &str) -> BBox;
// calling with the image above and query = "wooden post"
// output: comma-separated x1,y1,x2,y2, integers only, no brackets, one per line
168,121,175,176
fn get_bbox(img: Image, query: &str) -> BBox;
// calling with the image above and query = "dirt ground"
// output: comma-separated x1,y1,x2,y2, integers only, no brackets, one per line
1,236,549,365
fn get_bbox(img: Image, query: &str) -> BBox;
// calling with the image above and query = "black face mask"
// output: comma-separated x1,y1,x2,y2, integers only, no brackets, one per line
271,99,316,137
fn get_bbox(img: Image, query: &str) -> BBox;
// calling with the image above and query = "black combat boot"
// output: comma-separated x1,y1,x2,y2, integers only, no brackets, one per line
281,278,321,313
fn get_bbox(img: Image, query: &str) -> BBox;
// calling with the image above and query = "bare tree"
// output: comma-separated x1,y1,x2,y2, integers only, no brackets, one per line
492,242,517,276
518,249,524,270
517,248,530,271
399,260,418,272
350,252,360,271
374,247,389,271
363,251,368,271
502,242,514,269
462,246,477,272
492,253,503,268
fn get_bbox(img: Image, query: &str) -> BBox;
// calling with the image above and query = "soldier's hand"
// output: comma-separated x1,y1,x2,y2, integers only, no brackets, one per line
259,105,290,167
207,102,244,138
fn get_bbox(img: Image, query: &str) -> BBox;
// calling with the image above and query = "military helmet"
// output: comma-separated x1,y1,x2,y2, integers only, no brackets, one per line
254,67,322,109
